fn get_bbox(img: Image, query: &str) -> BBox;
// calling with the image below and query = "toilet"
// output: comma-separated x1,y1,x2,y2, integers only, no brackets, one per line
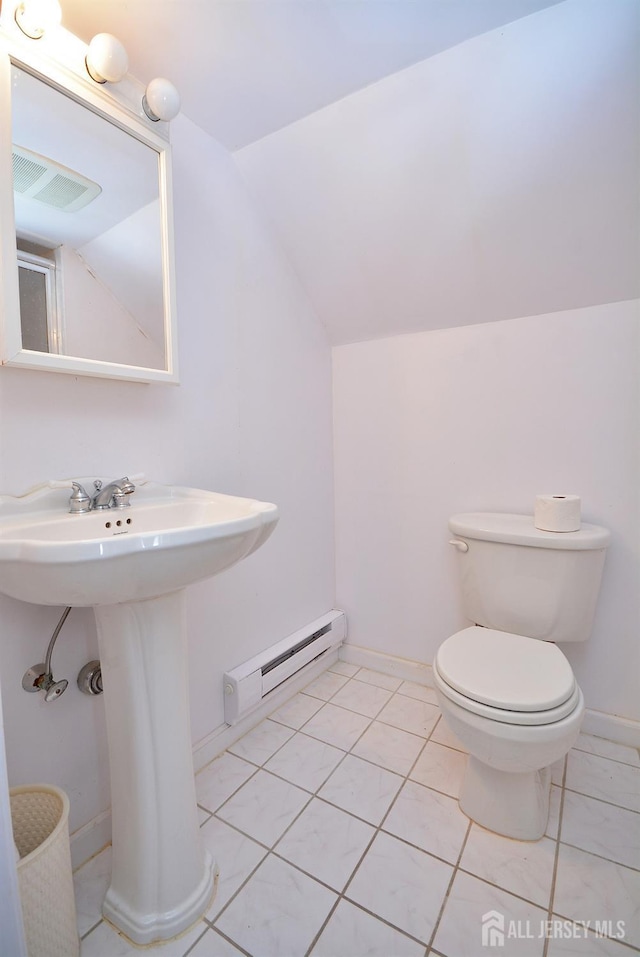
434,512,610,841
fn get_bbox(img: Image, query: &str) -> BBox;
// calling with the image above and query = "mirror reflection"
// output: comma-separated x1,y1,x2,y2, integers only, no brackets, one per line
11,65,166,370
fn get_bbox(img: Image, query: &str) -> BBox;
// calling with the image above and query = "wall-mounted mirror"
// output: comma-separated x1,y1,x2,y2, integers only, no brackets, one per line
0,41,179,383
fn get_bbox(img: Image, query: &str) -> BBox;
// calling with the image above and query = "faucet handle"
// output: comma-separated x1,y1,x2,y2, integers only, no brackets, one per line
69,482,92,514
112,477,135,508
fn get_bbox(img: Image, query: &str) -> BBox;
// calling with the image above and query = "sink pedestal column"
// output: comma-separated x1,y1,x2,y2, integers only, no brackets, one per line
94,590,216,945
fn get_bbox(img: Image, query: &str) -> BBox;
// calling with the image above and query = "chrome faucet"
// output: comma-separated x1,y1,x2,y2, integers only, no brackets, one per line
68,477,136,513
92,477,136,510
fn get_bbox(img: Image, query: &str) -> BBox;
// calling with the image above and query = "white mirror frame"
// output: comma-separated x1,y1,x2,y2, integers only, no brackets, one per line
0,24,179,384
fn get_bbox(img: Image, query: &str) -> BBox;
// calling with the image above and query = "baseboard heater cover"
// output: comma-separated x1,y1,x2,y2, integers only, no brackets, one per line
223,610,346,724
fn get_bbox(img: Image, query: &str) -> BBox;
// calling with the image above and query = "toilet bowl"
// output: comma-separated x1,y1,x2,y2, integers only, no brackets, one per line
433,626,584,840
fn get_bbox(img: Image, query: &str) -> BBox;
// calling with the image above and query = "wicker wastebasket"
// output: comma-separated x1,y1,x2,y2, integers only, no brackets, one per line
10,785,80,957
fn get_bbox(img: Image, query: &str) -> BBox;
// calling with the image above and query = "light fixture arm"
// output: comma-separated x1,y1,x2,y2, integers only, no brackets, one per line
14,0,62,39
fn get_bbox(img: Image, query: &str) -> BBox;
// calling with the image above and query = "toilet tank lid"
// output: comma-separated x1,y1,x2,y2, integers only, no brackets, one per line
449,513,610,550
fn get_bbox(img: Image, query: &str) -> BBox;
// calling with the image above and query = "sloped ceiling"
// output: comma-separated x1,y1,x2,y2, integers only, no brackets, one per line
236,0,640,342
61,0,639,344
61,0,563,150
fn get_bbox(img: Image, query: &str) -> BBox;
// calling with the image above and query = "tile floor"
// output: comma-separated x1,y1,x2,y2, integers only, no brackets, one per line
74,661,640,956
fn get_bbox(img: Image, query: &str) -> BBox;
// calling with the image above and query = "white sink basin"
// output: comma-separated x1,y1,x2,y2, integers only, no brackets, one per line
0,481,278,605
0,479,278,945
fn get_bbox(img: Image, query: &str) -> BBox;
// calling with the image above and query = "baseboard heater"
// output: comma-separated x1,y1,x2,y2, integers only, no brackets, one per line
223,610,346,725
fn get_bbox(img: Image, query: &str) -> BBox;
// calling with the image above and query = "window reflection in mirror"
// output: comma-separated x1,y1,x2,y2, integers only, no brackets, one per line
11,65,166,370
16,236,62,353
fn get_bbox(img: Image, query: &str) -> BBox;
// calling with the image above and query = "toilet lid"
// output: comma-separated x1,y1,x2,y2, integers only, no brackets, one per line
436,627,575,712
433,662,581,725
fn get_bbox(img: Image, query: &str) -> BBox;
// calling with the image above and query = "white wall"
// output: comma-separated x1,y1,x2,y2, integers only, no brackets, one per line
60,243,165,368
79,200,165,352
333,300,640,722
0,113,334,838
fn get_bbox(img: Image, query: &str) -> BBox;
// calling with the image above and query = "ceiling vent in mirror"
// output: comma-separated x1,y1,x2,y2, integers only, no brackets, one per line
12,145,102,212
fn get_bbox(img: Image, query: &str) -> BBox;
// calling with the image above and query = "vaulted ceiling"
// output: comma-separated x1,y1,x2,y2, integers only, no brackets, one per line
62,0,563,150
60,0,639,343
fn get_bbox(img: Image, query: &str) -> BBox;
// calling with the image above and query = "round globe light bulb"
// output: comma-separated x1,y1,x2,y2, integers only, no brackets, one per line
143,78,181,122
15,0,62,39
86,33,129,84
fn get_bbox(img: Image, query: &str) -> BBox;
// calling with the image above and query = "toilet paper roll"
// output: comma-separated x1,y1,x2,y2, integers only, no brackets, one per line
534,494,581,532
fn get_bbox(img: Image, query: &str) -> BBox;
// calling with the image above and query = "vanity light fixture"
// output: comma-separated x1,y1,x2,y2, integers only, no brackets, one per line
85,32,129,84
14,0,62,39
142,77,181,122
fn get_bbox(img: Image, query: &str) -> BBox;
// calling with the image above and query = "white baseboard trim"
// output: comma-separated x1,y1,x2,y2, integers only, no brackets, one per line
339,642,434,687
339,642,640,747
581,709,640,748
70,808,112,871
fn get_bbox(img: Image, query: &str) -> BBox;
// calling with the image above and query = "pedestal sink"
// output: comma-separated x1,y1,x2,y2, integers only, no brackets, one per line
0,480,278,944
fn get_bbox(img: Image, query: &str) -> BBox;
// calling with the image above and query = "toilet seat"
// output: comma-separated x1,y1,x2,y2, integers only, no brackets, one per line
434,627,579,726
434,659,581,725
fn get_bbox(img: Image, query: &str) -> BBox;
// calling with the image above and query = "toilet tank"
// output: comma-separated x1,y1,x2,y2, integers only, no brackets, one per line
448,513,610,643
